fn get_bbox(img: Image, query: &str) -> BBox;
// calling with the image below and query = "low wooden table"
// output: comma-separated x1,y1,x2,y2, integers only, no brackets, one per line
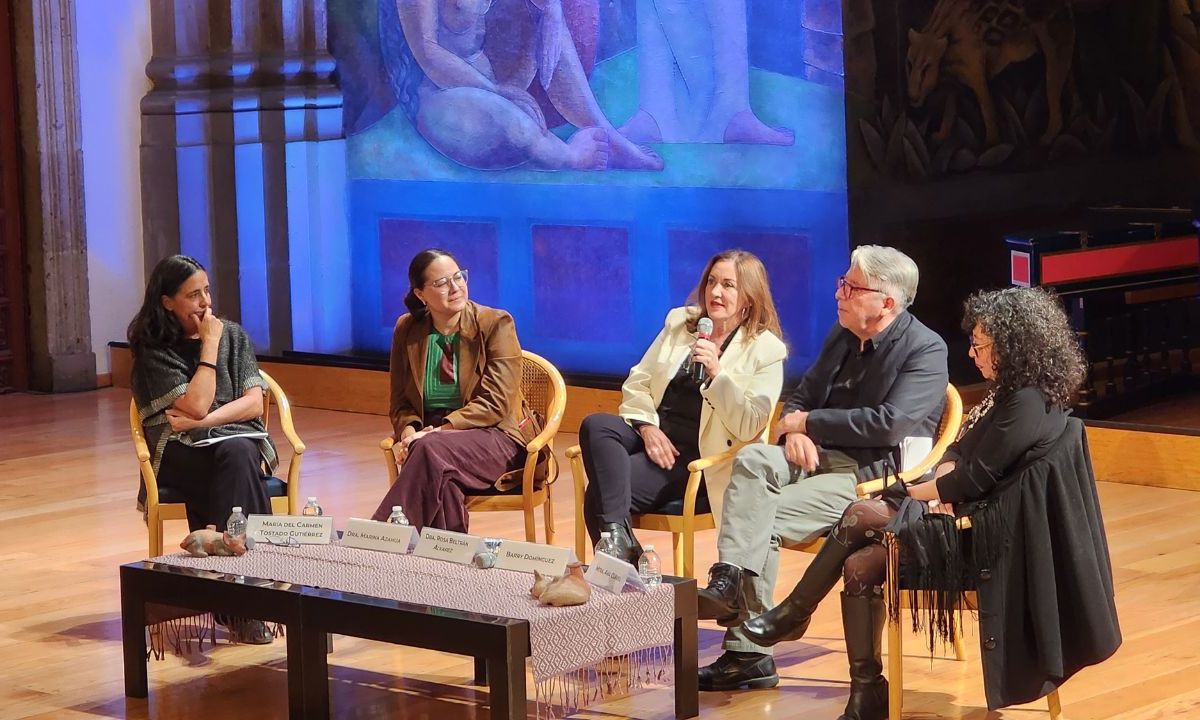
120,560,698,719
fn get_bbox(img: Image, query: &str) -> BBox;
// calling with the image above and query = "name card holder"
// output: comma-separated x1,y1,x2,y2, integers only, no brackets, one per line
246,514,334,545
492,540,573,576
585,552,647,593
413,527,484,565
341,518,417,554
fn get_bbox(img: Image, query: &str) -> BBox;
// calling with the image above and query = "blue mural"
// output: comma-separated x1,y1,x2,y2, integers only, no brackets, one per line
330,0,849,379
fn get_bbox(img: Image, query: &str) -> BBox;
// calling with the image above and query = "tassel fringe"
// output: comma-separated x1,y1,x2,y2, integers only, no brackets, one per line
533,645,674,719
146,612,217,660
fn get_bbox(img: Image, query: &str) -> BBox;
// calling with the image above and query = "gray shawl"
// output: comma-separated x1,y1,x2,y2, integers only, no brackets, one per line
131,321,278,507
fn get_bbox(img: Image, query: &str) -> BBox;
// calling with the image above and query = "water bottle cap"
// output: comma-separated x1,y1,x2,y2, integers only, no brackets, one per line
392,506,401,511
600,531,611,538
307,497,318,502
232,506,242,513
644,544,655,551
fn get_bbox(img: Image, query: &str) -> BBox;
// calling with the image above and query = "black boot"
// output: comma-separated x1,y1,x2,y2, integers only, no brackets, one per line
697,650,779,691
739,534,852,646
599,521,642,566
837,592,888,720
697,563,746,626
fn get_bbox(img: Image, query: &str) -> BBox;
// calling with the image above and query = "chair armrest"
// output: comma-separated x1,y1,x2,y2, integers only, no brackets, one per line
526,403,565,454
686,442,747,474
380,436,400,486
566,444,587,561
855,465,933,497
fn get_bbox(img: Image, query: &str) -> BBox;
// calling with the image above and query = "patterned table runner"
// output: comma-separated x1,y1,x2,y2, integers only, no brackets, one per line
152,543,675,710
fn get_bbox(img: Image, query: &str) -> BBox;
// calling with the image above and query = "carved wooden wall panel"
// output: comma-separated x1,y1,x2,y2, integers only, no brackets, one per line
0,2,28,392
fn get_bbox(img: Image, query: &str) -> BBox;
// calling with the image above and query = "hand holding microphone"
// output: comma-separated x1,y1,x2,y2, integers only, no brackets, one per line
689,317,720,382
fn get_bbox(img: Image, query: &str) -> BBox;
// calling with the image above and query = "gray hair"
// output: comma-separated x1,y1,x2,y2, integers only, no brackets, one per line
850,245,919,310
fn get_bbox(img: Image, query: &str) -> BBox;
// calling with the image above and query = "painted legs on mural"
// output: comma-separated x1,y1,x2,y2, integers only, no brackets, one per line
620,0,793,146
397,0,662,171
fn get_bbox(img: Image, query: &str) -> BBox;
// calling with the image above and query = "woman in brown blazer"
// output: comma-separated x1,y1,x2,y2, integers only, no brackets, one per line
370,248,538,531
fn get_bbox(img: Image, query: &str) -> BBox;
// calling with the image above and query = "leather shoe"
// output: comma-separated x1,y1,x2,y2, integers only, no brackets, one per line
599,521,642,566
698,651,779,691
697,562,745,626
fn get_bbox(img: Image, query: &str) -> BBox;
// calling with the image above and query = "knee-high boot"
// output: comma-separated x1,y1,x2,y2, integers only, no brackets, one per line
837,592,887,720
740,535,856,646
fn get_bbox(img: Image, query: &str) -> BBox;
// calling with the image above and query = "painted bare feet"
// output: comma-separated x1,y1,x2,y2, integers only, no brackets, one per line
618,109,664,143
608,131,665,171
723,109,794,146
566,127,611,170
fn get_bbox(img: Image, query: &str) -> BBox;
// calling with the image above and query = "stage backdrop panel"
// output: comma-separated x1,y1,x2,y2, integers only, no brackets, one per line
331,0,850,379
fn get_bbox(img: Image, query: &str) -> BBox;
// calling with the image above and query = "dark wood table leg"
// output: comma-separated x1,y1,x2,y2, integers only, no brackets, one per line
473,656,488,685
674,612,699,719
487,627,527,720
120,569,149,699
118,571,148,696
288,621,330,720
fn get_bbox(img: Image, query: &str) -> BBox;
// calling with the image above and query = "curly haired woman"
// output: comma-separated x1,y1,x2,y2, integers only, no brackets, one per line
737,287,1091,720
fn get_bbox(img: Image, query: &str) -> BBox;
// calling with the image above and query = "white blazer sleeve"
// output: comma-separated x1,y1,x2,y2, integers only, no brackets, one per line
700,332,787,442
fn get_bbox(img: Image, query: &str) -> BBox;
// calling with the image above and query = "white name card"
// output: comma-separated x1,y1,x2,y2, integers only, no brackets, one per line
341,517,416,555
413,527,484,565
246,514,333,545
584,552,646,593
492,540,573,576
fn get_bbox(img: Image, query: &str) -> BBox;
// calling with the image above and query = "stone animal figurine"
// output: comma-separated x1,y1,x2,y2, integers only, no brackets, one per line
906,0,1075,145
530,562,592,606
180,525,249,557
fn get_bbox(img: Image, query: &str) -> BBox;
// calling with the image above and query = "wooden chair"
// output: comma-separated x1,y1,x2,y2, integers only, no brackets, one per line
129,369,305,557
569,404,782,579
788,383,965,553
380,350,566,544
884,518,1061,720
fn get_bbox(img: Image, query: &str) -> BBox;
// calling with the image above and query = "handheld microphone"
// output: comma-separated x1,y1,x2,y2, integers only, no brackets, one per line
691,317,714,382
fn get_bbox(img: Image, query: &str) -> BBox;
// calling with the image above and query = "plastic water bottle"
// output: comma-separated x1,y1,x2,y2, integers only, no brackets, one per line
594,531,614,558
638,545,662,587
386,505,411,526
226,506,247,539
302,497,324,516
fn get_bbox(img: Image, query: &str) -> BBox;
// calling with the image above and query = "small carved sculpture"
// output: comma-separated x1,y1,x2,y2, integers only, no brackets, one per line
180,525,249,557
530,562,592,606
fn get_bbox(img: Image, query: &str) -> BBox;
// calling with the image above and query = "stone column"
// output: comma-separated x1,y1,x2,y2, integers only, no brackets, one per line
11,0,96,392
140,0,344,355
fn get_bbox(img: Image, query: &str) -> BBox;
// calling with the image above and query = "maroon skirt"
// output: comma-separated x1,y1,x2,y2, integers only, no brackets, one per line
370,426,523,532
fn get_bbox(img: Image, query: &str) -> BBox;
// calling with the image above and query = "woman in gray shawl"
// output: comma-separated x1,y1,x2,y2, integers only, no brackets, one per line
128,255,278,536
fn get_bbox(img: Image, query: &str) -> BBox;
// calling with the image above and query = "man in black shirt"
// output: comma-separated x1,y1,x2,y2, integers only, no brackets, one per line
696,245,948,691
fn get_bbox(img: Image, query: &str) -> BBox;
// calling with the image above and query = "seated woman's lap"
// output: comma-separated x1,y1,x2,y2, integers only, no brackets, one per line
371,426,524,527
831,498,895,595
579,412,698,521
158,437,270,531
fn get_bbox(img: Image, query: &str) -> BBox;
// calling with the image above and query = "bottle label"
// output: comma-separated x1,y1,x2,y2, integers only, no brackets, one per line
342,517,416,554
245,514,334,545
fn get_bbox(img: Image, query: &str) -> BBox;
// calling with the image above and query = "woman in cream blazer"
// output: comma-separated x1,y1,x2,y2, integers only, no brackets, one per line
578,250,787,564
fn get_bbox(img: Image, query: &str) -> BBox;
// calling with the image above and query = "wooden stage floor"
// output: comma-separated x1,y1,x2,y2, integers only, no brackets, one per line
1,388,1198,720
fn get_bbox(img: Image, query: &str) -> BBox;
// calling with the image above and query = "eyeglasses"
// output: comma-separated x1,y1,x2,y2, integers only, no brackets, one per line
836,276,885,299
968,337,993,353
427,269,468,291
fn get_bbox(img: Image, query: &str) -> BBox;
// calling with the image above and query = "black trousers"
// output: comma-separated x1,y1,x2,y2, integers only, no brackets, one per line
579,413,701,543
157,438,273,532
